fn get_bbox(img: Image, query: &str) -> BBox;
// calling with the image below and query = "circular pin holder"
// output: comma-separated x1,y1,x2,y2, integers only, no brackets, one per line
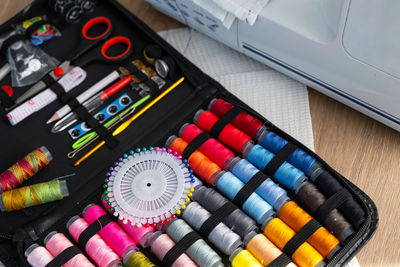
103,147,196,228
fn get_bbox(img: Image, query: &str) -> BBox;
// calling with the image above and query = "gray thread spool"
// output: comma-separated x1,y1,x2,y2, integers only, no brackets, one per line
166,219,224,267
182,201,243,255
192,186,259,238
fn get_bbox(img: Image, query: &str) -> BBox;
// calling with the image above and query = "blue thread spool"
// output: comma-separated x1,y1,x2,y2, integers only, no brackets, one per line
257,127,320,175
227,157,289,211
213,170,274,224
243,144,307,192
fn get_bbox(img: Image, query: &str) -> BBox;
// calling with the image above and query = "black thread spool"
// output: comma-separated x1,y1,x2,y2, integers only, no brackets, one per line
192,186,259,239
311,168,365,230
297,182,355,243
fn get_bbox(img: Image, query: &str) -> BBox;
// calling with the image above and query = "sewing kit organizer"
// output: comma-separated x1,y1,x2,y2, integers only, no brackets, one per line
0,0,377,266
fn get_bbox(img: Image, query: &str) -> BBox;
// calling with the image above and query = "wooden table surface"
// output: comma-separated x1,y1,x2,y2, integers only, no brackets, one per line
2,1,399,266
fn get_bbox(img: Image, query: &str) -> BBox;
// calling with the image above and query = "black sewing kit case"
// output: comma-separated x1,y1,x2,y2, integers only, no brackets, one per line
0,0,378,266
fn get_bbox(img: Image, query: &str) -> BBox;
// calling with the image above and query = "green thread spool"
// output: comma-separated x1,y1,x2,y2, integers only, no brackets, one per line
0,180,69,212
123,250,155,267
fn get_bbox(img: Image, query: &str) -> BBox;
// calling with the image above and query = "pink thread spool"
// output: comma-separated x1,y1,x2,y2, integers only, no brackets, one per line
83,204,137,258
101,195,155,246
44,231,94,267
148,231,197,267
25,243,54,267
67,216,121,267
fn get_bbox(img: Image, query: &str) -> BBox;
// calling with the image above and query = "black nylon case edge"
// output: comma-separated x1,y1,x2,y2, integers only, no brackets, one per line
0,1,378,266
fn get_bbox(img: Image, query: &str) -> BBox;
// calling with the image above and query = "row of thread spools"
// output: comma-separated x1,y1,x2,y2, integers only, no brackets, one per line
162,98,366,266
26,98,366,267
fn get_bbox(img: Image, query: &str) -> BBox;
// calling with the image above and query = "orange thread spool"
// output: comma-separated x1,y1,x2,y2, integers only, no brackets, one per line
264,218,325,267
169,137,221,183
245,232,297,267
278,201,340,259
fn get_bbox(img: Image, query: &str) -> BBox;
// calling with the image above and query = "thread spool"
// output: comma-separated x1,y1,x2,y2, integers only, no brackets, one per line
244,144,307,191
166,219,223,267
194,109,253,154
243,232,296,267
228,157,289,211
215,170,274,224
256,128,318,175
182,201,243,255
66,216,121,267
166,136,221,184
310,168,365,230
179,123,234,169
278,201,340,259
208,99,264,139
82,204,137,257
44,231,94,267
0,146,52,192
229,248,263,267
25,244,54,267
123,249,156,267
0,179,68,212
192,186,258,238
263,218,325,267
147,231,197,267
297,183,354,243
101,195,155,247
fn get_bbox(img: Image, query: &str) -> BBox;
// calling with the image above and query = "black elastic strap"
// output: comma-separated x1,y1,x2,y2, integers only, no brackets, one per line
78,215,113,249
42,73,56,87
232,172,267,207
282,219,321,257
314,188,352,223
210,106,242,138
263,143,298,177
25,20,47,38
66,97,81,111
0,34,25,55
0,88,14,108
145,79,159,97
268,253,293,267
124,63,139,74
49,82,66,98
74,105,119,149
45,246,81,267
162,232,201,266
198,202,237,238
135,71,148,82
182,132,211,159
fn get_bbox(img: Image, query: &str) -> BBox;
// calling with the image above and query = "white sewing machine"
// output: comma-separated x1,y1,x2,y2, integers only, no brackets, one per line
147,0,400,131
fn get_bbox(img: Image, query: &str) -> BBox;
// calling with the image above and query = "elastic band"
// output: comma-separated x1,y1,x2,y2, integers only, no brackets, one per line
144,79,159,97
282,219,321,257
182,132,211,159
49,82,66,98
123,63,139,74
267,253,293,267
0,89,14,108
78,215,113,249
314,188,352,223
25,20,47,38
198,202,237,238
45,246,81,267
162,232,201,266
263,143,298,177
232,172,266,207
66,97,81,111
210,106,242,138
135,71,148,83
0,34,25,55
73,105,119,149
42,74,56,87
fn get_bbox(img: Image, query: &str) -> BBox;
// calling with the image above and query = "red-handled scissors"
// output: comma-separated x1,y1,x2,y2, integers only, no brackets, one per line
15,17,132,110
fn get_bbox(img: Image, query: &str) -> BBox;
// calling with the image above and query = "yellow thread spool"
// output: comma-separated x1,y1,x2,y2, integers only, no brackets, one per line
230,249,263,267
124,250,155,267
264,218,325,267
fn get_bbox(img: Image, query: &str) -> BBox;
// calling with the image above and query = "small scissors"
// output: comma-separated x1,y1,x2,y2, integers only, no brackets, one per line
10,16,132,110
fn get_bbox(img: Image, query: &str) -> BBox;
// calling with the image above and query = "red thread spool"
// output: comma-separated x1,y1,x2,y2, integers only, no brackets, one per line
179,123,234,169
166,136,222,184
208,99,264,139
194,110,253,154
